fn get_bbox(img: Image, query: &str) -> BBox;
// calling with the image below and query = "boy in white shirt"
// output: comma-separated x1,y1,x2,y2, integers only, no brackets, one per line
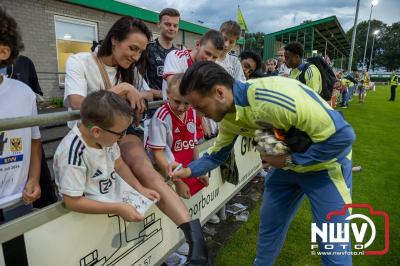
216,20,246,81
53,90,160,221
0,7,42,222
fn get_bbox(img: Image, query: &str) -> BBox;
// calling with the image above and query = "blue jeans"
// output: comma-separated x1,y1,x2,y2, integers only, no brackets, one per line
348,85,356,98
253,158,353,266
341,89,349,106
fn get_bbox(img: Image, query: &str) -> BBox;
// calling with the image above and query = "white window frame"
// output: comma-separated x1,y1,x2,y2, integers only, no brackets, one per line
54,15,98,85
54,15,98,43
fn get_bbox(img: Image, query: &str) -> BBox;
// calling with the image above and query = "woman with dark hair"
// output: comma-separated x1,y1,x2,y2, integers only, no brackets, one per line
64,16,207,265
65,16,151,112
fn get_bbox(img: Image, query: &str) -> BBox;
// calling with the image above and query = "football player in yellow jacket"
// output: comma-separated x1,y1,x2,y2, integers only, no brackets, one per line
171,61,355,266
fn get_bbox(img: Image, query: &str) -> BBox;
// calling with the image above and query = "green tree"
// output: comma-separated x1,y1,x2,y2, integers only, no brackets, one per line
244,32,264,58
376,22,400,71
346,19,387,70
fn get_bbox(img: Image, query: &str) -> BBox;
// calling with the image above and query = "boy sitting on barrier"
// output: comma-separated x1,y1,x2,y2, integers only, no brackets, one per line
146,74,209,199
53,90,160,222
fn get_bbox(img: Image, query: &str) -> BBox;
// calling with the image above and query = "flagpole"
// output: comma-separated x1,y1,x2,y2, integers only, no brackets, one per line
242,7,246,51
243,4,245,50
237,4,247,52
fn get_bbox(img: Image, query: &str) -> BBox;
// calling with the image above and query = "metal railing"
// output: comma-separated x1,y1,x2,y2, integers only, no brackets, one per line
0,100,164,131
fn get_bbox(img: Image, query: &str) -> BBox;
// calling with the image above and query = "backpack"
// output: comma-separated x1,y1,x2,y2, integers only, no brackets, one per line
298,56,336,101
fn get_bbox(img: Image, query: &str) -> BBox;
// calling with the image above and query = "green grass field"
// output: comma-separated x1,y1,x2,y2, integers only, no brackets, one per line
216,85,399,266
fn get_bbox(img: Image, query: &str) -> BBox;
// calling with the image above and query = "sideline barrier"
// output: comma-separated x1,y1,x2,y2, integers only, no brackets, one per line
0,108,262,266
0,101,164,131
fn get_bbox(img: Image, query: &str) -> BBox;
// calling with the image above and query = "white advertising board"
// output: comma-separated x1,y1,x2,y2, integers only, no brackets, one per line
1,136,261,266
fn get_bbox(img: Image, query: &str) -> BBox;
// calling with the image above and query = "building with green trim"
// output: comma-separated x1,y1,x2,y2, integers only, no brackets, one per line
67,0,210,39
2,0,210,100
264,16,350,69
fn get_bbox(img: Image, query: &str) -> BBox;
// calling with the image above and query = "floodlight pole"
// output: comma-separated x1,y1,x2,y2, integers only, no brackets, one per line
362,3,375,70
348,0,360,71
368,32,377,71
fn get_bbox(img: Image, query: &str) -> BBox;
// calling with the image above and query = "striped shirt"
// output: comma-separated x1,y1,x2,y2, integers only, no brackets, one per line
53,124,123,202
146,103,198,164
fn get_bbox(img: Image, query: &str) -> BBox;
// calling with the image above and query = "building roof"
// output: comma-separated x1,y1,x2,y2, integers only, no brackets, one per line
266,16,350,56
65,0,210,35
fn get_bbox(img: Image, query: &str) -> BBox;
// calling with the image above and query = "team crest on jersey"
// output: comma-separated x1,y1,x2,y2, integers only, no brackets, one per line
10,138,22,152
187,122,196,134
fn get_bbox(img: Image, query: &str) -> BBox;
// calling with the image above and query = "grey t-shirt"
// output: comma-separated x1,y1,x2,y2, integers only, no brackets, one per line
216,54,246,81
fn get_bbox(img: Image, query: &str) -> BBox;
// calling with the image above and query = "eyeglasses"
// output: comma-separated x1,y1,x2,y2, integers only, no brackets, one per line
87,121,131,139
99,126,129,138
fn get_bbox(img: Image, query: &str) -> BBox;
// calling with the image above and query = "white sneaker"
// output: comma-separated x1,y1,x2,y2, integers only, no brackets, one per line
208,213,220,224
176,242,189,256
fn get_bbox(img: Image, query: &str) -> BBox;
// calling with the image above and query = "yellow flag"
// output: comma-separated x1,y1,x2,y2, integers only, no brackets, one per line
237,6,248,31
